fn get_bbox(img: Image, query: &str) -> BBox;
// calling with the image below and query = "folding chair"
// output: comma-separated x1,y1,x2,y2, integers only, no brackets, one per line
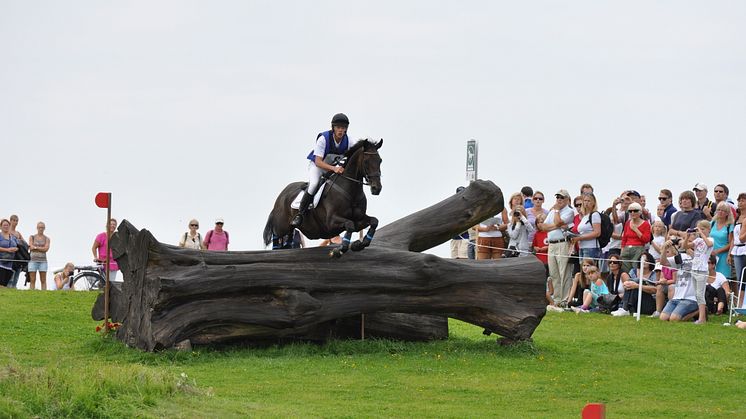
726,267,746,325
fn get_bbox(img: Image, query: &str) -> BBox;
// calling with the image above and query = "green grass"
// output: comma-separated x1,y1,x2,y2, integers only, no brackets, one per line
1,289,745,418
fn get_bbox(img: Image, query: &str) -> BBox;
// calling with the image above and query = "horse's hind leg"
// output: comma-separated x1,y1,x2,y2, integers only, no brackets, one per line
351,216,378,251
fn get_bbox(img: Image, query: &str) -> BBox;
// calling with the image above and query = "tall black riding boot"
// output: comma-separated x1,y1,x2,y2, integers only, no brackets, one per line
291,192,314,227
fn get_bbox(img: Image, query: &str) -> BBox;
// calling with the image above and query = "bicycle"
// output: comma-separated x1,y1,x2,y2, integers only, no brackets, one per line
52,264,106,291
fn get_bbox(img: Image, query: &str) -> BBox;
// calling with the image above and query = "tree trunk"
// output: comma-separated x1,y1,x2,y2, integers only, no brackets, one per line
94,180,548,351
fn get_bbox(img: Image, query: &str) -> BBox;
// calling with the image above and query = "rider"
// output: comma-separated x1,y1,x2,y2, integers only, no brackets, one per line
291,113,350,227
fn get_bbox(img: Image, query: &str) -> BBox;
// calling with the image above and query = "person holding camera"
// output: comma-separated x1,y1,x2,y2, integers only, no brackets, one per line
658,240,698,322
507,204,534,257
682,220,714,323
53,262,75,290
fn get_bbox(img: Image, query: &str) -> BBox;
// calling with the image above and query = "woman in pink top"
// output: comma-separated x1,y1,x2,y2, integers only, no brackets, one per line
620,202,651,273
92,218,120,281
204,218,229,251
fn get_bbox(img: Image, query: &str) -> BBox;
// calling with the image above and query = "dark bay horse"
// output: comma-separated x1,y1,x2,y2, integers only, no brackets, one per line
263,139,383,257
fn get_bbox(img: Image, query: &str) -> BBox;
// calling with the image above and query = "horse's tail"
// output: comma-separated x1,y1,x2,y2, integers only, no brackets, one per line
262,213,274,247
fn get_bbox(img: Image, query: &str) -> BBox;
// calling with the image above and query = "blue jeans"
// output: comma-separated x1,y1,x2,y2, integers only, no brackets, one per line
7,268,22,289
734,254,746,289
578,247,602,265
662,299,698,318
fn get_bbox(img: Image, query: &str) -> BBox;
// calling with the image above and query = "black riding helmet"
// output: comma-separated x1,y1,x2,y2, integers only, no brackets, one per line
331,113,349,128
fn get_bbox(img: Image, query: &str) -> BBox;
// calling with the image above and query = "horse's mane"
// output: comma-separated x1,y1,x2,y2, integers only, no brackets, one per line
343,139,369,158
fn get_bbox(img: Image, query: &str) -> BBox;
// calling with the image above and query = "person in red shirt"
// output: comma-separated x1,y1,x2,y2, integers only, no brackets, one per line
532,212,549,278
620,202,651,273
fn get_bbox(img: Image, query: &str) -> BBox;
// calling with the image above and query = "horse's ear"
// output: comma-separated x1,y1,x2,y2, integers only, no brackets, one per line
376,138,383,149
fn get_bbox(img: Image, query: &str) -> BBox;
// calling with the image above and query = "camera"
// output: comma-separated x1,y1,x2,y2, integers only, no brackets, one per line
513,211,520,217
671,237,681,246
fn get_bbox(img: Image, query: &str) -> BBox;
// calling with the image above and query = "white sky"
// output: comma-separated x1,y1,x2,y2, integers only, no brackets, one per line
2,1,745,277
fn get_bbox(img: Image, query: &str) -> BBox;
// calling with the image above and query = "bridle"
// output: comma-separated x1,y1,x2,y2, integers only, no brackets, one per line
338,150,380,186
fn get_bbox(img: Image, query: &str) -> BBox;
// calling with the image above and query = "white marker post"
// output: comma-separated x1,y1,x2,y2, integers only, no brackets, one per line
636,256,644,321
466,139,478,183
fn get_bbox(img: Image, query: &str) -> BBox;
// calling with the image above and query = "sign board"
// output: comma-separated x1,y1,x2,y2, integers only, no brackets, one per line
466,139,478,182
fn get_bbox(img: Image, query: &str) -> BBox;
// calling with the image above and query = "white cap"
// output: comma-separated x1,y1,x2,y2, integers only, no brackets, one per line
215,218,224,224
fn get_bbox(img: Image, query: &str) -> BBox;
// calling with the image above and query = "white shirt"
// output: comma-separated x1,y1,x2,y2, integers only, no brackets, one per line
731,224,745,256
577,212,601,249
313,135,345,160
546,205,574,242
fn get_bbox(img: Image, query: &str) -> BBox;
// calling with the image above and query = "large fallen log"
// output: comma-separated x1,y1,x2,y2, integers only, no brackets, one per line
94,180,547,351
99,220,545,351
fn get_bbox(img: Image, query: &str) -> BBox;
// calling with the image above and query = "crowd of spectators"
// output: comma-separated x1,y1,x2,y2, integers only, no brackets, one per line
451,183,746,324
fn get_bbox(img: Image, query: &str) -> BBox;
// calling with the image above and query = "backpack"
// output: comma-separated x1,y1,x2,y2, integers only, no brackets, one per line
587,211,613,249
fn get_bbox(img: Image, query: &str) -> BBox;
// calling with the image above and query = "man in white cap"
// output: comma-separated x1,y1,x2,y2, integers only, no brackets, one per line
203,218,229,251
538,189,575,306
693,183,716,221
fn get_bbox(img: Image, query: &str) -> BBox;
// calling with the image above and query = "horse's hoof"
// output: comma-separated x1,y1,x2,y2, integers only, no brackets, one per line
350,240,363,251
331,249,343,258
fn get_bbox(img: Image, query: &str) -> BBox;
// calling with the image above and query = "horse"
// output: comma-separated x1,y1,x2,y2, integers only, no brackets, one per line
263,138,383,258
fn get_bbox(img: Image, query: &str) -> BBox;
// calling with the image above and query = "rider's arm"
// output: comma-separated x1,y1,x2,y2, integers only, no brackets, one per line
314,156,343,174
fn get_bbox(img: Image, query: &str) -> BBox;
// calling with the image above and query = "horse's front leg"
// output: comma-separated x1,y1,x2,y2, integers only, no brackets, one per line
271,234,282,250
330,221,356,258
351,216,378,251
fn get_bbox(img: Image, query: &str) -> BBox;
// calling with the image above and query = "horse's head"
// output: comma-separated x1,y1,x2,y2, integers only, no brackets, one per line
361,139,383,195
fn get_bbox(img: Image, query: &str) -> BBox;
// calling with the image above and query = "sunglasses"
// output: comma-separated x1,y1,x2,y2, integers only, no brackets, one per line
555,195,565,199
658,197,668,201
216,222,224,225
609,261,620,265
533,197,544,201
190,224,199,227
714,190,725,193
628,209,640,213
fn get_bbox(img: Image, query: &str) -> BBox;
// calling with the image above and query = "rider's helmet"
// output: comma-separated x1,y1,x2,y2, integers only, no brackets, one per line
331,113,349,128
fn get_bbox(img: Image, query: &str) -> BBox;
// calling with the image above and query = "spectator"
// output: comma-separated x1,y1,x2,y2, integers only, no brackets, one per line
179,219,205,250
605,254,629,311
566,258,597,307
92,218,120,282
507,204,534,257
450,187,469,259
571,193,602,262
693,183,717,221
656,203,666,225
467,225,478,260
580,183,594,196
620,202,652,273
204,218,230,251
705,254,731,315
658,189,677,227
710,201,734,280
538,189,575,306
532,213,549,278
728,192,746,308
521,186,534,209
53,262,75,291
682,220,714,324
0,219,19,287
600,204,624,277
652,245,677,317
659,240,698,322
612,252,658,316
669,191,703,240
27,221,51,290
572,265,609,313
648,221,667,261
476,204,508,260
713,183,738,218
569,196,584,276
527,191,548,247
8,214,27,289
507,192,524,251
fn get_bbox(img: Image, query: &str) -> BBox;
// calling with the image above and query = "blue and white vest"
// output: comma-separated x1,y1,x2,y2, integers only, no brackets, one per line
306,130,349,162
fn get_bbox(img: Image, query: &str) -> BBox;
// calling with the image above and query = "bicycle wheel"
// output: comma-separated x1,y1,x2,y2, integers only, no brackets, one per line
72,272,105,291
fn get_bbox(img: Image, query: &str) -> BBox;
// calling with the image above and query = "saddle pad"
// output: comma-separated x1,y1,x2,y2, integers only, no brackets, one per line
291,183,326,210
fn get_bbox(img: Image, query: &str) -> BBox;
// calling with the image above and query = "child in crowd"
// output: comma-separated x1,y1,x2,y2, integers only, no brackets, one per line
572,266,609,313
566,258,597,307
532,213,549,277
683,220,714,324
53,262,74,291
653,246,678,317
649,221,667,261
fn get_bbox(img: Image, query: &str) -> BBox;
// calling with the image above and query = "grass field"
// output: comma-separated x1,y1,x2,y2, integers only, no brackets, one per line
1,289,745,418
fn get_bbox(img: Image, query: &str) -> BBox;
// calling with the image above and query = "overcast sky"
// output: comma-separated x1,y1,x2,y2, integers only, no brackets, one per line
2,1,745,281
